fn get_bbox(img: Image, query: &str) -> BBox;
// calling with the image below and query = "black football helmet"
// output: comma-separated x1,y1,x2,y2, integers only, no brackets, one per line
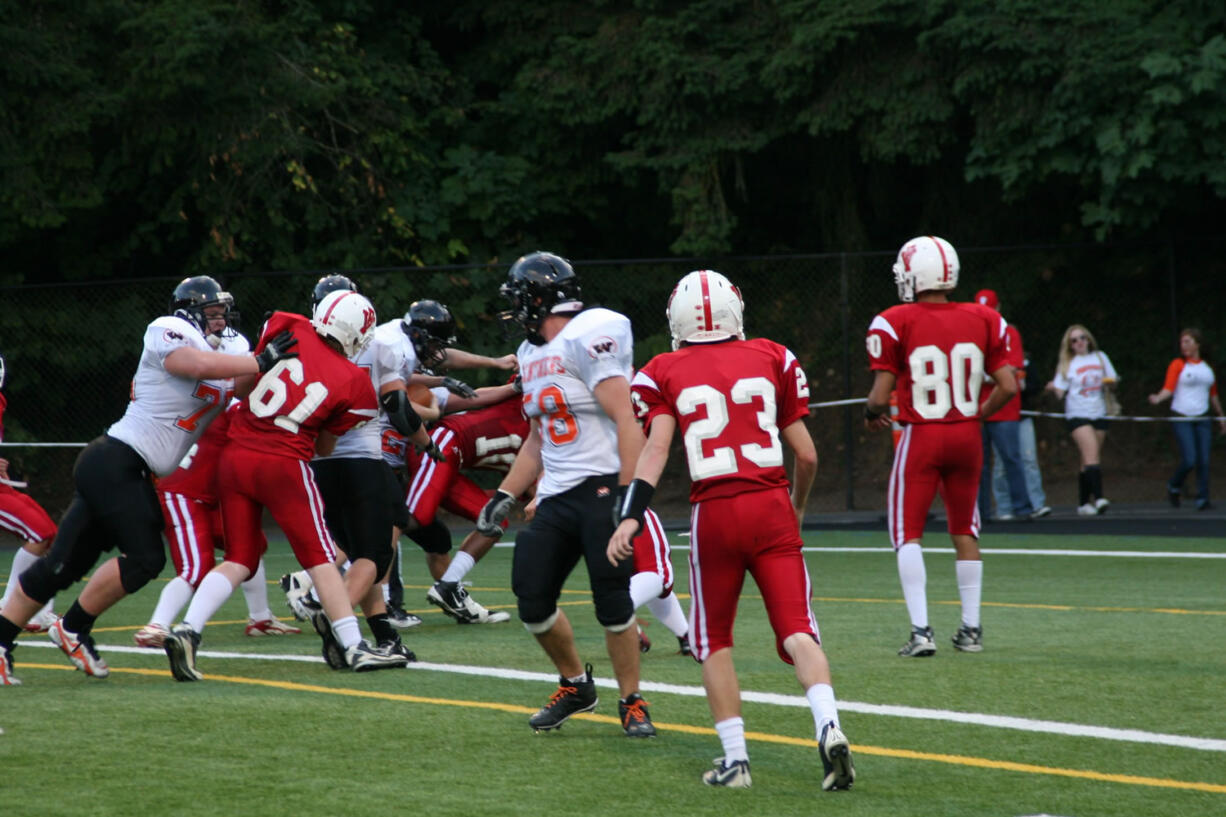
402,299,457,372
498,252,583,345
311,274,359,313
169,276,236,338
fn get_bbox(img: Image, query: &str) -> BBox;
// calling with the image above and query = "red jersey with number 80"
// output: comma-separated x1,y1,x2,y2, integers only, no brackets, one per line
631,338,810,503
227,312,378,461
866,302,1009,426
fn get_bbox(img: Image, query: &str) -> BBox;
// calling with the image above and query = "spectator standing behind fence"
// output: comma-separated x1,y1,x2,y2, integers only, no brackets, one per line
1045,325,1118,516
972,290,1035,522
1148,329,1225,511
992,347,1051,518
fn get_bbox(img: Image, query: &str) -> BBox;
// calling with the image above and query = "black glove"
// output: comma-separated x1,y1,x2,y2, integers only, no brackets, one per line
510,374,523,394
256,330,299,373
419,439,446,463
476,489,516,536
441,376,477,399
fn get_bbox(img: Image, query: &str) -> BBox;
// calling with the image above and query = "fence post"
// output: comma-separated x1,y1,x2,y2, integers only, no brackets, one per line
839,252,855,510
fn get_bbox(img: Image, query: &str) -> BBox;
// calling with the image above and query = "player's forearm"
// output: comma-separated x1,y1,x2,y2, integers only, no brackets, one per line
499,429,542,497
615,416,646,485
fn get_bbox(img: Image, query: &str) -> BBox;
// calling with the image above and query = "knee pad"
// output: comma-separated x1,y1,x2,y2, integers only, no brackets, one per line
17,557,73,605
117,548,166,594
591,579,634,628
407,518,452,555
604,613,636,634
521,608,559,635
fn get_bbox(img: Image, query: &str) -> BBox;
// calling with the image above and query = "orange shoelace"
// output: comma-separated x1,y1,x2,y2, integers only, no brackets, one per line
548,684,578,704
622,698,650,725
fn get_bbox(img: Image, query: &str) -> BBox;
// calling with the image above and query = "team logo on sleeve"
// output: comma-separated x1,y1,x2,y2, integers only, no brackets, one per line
587,336,618,359
163,329,186,344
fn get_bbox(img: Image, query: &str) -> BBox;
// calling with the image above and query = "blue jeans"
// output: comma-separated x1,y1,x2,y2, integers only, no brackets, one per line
1169,417,1212,505
980,420,1034,517
993,416,1047,512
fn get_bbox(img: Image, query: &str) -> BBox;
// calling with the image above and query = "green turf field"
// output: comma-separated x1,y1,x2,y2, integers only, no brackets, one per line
3,530,1224,817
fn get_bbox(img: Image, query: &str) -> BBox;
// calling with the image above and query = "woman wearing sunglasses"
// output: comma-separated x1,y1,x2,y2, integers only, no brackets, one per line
1046,325,1119,515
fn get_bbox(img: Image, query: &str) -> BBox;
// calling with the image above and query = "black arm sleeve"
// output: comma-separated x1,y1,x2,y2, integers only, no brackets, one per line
380,389,423,436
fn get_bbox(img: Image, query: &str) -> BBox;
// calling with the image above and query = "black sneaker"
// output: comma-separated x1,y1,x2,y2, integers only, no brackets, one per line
677,634,693,657
377,635,418,663
427,580,477,623
898,625,936,657
310,609,347,670
386,603,423,629
702,757,751,788
164,624,203,682
619,692,656,738
818,722,855,791
1167,487,1181,508
951,623,983,653
529,663,598,732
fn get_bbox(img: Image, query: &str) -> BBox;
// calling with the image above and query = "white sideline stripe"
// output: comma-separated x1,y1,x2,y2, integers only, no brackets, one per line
23,642,1226,752
803,547,1226,559
490,541,1226,559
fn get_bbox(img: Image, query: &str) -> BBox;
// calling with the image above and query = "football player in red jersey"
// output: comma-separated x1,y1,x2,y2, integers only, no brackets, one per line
0,354,60,634
608,270,854,791
863,236,1017,658
162,290,432,680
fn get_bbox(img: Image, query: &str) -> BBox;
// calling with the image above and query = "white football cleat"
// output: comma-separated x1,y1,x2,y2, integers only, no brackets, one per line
22,608,58,633
134,623,170,648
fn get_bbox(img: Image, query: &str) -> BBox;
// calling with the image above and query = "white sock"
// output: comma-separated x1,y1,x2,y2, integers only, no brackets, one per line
955,560,983,629
646,591,688,639
2,547,41,606
149,577,195,629
241,560,273,622
629,571,663,609
183,571,237,633
715,717,749,762
440,551,475,584
382,583,391,602
332,615,362,650
896,543,928,629
805,683,840,737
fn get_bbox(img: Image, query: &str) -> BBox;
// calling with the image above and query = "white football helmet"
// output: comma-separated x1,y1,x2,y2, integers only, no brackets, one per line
312,290,377,358
666,270,745,350
892,235,959,302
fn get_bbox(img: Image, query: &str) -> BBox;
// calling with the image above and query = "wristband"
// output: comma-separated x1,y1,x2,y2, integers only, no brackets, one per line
864,406,884,421
617,478,656,527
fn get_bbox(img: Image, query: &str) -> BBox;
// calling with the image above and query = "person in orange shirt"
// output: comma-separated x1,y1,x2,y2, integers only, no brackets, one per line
1148,328,1226,510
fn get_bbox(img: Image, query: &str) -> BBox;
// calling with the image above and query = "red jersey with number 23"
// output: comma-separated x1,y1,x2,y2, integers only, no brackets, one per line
631,337,810,503
866,302,1009,426
227,312,378,461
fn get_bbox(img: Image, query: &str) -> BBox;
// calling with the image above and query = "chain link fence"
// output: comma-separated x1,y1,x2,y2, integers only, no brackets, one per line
3,240,1223,521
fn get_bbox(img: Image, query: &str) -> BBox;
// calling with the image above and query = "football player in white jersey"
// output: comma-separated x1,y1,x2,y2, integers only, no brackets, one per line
303,275,441,666
474,252,655,737
0,276,298,686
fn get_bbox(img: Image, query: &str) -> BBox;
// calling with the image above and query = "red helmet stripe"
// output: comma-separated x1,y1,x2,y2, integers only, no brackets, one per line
321,291,356,324
699,270,713,331
928,236,950,282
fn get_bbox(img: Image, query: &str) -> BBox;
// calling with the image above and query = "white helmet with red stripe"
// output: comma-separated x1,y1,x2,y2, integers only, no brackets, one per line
666,269,745,351
893,235,959,302
312,290,377,358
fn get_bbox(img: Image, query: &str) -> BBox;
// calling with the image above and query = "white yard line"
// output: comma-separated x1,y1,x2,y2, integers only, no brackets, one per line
22,641,1226,752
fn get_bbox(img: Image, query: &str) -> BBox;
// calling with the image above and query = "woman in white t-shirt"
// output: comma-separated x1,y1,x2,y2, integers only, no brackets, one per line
1147,328,1226,511
1046,324,1119,516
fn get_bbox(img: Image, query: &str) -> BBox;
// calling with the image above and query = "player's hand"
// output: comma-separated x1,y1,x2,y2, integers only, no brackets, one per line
477,490,516,536
510,373,523,394
441,376,477,399
419,440,446,463
523,496,538,521
256,330,299,373
494,354,518,371
0,458,8,478
863,414,891,432
606,519,637,566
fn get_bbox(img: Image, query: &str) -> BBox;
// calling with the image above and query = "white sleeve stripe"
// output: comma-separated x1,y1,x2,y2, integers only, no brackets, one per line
997,316,1008,339
631,370,659,391
868,315,898,341
350,408,378,418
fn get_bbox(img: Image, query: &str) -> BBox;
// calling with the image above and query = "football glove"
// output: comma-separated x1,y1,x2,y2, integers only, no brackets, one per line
256,330,299,373
418,439,446,463
476,490,516,536
441,376,477,399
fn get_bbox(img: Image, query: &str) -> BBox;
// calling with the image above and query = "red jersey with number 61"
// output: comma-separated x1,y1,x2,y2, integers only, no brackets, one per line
866,301,1009,426
227,312,378,461
631,338,810,503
